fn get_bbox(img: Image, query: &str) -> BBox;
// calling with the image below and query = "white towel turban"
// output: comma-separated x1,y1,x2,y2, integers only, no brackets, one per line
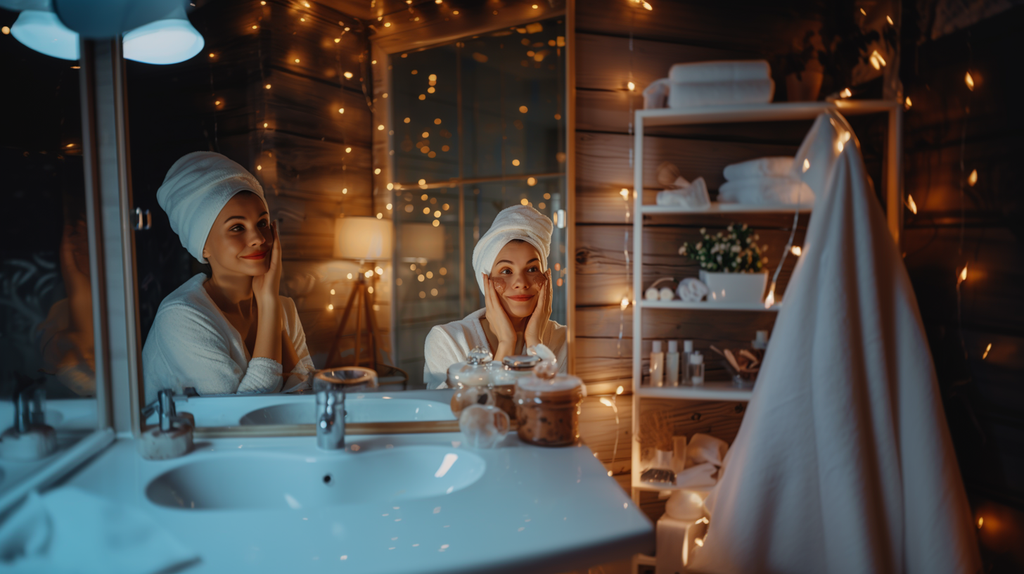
156,152,268,263
472,204,553,296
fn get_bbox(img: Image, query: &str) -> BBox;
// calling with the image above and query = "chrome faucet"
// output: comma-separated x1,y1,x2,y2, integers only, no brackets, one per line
313,367,378,450
142,390,191,432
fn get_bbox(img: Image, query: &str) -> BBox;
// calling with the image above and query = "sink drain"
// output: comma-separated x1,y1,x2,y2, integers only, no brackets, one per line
323,474,333,485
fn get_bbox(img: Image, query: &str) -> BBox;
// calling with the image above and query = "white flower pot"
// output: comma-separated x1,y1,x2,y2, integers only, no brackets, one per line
699,270,768,304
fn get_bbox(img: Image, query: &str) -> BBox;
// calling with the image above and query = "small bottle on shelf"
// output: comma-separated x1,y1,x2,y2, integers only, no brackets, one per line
752,330,769,350
666,340,680,386
688,352,704,386
650,341,665,387
681,340,694,385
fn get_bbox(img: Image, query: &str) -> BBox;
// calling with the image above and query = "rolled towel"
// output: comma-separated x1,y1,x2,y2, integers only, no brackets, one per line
669,60,771,83
668,79,774,109
643,78,670,109
718,176,814,205
723,157,794,181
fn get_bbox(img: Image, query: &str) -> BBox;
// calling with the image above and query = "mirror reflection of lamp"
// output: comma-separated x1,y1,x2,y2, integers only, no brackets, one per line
325,217,393,373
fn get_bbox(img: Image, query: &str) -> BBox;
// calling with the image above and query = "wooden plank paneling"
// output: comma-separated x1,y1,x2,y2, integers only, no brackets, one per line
575,33,751,93
577,305,777,342
575,0,815,55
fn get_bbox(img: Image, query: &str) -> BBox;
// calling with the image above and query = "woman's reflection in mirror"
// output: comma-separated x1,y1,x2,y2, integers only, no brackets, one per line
423,205,567,388
142,152,315,402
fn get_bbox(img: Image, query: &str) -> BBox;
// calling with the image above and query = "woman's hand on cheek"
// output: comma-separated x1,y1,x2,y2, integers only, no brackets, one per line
524,269,551,349
252,221,283,306
483,272,517,347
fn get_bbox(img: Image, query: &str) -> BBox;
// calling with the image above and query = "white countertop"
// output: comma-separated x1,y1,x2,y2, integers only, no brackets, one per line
60,432,653,574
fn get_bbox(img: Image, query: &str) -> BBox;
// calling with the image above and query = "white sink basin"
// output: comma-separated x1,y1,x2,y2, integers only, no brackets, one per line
146,446,483,510
238,398,454,425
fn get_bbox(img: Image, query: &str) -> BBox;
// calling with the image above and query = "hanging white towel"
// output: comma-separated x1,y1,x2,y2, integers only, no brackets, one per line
689,114,982,574
723,157,794,181
668,80,774,109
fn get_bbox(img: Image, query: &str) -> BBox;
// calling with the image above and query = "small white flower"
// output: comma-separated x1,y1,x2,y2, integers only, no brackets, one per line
699,228,706,234
731,245,741,253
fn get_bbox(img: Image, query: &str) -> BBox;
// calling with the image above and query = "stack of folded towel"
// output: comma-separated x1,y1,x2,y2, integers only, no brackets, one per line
643,60,775,109
718,156,814,205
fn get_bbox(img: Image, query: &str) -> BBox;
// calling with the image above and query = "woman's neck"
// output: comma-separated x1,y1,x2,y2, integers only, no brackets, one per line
205,272,254,314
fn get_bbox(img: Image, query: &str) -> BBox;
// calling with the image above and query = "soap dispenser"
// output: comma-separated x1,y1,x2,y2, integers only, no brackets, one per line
666,341,680,387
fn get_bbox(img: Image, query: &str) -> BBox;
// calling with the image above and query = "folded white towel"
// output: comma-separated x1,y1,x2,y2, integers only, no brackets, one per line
643,78,670,109
0,488,199,574
723,157,795,181
718,176,814,205
668,79,774,109
656,177,710,209
669,60,771,83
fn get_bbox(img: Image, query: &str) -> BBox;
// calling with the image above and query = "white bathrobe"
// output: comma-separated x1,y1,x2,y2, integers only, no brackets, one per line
422,309,567,389
142,274,316,402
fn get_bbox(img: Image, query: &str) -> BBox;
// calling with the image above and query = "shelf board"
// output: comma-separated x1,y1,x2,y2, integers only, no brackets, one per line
636,100,899,127
636,553,657,566
640,300,780,312
632,481,714,494
637,382,753,402
641,202,812,215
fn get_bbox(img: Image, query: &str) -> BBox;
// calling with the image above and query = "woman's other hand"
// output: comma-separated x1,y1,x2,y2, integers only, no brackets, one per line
252,221,282,305
524,269,551,349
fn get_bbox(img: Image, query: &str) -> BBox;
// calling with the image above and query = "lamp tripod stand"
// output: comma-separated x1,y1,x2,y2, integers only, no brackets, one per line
325,274,385,372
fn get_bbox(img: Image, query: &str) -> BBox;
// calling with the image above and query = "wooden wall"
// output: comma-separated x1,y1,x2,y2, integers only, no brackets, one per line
899,4,1024,566
570,0,835,519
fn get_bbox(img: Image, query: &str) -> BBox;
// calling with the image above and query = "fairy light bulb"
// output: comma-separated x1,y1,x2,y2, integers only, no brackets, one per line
790,245,802,256
906,194,918,214
968,169,978,186
840,88,852,98
616,385,624,395
620,188,629,199
958,263,968,285
904,96,912,109
802,158,810,173
982,343,992,359
764,282,776,309
620,297,629,310
627,81,635,91
965,72,975,91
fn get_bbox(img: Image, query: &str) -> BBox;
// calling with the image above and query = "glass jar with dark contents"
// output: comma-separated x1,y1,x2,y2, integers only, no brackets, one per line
489,354,540,422
446,347,497,417
514,374,585,447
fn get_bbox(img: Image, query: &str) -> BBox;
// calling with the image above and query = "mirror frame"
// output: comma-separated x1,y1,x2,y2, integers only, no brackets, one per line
126,2,576,437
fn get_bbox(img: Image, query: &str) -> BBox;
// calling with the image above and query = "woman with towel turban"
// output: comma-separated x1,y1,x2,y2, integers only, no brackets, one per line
423,205,566,388
142,152,315,402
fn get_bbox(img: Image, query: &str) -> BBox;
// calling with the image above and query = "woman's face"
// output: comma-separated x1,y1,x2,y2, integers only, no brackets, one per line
489,241,545,319
202,191,273,278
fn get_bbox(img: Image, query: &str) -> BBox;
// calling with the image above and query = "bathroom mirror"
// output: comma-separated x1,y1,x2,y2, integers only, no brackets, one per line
1,8,100,494
124,0,571,428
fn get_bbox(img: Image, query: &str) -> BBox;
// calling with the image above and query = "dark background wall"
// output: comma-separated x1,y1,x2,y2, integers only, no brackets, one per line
901,3,1024,570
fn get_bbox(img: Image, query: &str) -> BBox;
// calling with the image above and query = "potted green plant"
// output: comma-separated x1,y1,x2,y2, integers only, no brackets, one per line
678,224,769,305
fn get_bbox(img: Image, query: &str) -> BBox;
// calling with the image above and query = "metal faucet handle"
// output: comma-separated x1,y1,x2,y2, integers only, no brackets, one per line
142,390,188,432
12,380,47,433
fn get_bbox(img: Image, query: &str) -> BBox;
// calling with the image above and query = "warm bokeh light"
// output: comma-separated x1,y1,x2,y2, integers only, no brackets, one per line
840,88,852,98
965,72,975,91
907,194,918,214
620,297,629,310
790,246,802,256
904,96,912,110
982,343,992,360
627,81,635,91
968,169,978,186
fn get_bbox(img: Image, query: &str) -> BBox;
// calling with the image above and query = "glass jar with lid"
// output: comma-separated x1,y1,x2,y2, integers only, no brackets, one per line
489,354,540,422
514,373,585,447
447,347,498,417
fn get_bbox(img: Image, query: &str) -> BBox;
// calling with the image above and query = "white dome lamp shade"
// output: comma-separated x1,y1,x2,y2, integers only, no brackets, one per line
122,4,203,65
9,9,80,60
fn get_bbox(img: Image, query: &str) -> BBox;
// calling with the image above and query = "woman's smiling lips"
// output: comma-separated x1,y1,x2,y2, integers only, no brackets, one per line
241,250,268,260
507,294,534,302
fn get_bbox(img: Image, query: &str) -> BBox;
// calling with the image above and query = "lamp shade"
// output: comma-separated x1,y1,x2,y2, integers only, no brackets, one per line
10,10,80,60
334,217,393,261
399,222,445,261
122,4,203,65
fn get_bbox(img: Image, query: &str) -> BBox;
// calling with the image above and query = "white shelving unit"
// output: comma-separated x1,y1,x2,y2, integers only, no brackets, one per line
629,100,902,572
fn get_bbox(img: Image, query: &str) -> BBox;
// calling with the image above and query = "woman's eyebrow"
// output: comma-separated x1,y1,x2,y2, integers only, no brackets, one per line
224,211,268,223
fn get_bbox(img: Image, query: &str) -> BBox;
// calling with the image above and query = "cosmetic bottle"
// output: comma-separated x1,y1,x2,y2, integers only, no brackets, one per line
688,352,704,386
650,341,665,387
681,340,694,385
666,340,680,386
752,330,769,350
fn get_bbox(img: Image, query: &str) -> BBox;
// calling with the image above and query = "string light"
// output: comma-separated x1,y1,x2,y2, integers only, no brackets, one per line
620,297,629,310
790,246,802,256
982,343,992,360
964,72,975,91
868,50,886,70
840,88,852,98
886,15,894,25
802,159,810,172
328,304,334,310
977,516,984,529
764,283,776,309
958,263,968,285
906,194,918,214
904,96,912,110
620,188,629,199
968,169,978,186
627,81,635,91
